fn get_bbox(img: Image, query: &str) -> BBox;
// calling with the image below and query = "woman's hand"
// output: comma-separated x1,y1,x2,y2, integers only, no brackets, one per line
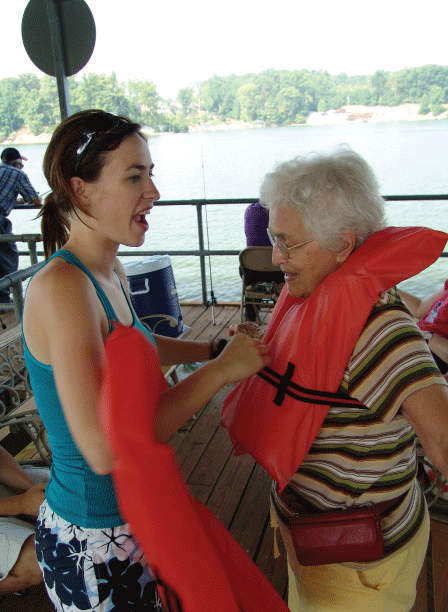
156,333,269,442
229,322,264,339
213,333,270,385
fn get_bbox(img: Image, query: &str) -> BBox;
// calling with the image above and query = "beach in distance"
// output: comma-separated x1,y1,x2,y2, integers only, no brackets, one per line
191,103,448,132
2,104,448,145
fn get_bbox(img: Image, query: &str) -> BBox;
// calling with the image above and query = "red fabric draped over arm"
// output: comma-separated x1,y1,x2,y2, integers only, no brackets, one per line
99,324,290,612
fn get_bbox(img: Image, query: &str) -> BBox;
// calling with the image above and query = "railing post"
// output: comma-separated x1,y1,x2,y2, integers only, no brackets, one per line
196,202,208,305
27,239,39,265
10,281,24,323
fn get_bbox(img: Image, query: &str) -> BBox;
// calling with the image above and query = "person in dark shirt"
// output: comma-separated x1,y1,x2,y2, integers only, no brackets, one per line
244,201,272,247
242,202,284,320
0,148,41,303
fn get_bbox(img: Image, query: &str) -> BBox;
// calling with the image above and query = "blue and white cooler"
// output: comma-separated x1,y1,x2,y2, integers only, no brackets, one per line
124,255,183,337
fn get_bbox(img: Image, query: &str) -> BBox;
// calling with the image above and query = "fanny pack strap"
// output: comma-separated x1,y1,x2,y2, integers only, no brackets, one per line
276,485,404,528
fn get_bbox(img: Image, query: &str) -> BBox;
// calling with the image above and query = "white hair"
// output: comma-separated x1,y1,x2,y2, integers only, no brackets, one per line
259,145,387,251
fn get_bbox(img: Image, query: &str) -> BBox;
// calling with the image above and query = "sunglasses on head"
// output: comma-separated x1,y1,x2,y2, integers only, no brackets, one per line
73,112,129,174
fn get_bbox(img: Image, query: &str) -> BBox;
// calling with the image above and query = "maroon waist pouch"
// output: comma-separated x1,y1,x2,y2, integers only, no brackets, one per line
289,505,384,566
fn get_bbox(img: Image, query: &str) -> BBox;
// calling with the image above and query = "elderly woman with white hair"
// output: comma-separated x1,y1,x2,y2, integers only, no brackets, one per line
223,146,448,612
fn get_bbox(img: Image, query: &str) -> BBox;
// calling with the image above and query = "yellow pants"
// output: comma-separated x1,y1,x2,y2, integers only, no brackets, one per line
274,504,430,612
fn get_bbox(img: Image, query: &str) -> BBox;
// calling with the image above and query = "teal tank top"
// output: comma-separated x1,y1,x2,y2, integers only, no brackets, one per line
23,250,155,528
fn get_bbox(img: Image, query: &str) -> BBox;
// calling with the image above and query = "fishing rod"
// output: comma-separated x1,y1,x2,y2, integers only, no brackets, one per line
201,148,217,324
15,189,52,207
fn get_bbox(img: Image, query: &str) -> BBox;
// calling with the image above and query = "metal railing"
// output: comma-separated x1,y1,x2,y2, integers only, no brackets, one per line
1,195,448,321
0,233,41,265
0,263,41,321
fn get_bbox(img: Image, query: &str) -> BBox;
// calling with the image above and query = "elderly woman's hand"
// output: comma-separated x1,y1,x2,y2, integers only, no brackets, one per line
229,322,264,339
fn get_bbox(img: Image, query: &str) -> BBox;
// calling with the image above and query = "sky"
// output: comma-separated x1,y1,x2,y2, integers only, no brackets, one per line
5,0,448,100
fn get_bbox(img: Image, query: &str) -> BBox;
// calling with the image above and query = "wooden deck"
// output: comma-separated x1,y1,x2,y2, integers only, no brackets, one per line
1,302,448,611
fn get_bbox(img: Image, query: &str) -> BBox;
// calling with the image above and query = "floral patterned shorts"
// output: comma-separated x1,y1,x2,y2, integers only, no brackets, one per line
35,500,163,611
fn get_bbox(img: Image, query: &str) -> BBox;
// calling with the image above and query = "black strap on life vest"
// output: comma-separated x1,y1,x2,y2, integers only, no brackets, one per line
257,363,366,409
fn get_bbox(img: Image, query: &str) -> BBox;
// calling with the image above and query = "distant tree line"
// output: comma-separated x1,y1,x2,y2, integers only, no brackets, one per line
1,64,447,140
0,72,165,141
192,64,448,125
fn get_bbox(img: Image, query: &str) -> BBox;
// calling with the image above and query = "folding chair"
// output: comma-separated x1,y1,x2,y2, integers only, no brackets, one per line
239,246,284,324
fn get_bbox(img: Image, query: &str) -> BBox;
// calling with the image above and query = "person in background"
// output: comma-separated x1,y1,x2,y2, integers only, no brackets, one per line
242,201,284,321
229,147,448,612
22,109,269,611
244,201,272,247
399,282,448,374
0,148,41,303
0,446,49,596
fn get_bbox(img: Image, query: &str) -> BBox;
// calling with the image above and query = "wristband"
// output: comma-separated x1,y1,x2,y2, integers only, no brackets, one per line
210,338,228,359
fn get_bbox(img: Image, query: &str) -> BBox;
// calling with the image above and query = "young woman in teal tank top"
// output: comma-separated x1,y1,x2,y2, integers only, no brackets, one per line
22,110,269,612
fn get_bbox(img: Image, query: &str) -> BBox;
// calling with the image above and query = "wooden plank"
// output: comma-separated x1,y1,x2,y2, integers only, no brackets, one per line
0,397,39,442
0,322,22,345
186,423,234,487
205,452,256,528
220,305,242,329
188,483,213,505
184,305,225,340
410,555,429,612
15,441,46,463
181,304,210,329
0,309,17,331
183,304,239,342
253,513,288,598
168,428,189,453
174,391,225,479
178,303,196,318
228,462,273,559
431,519,448,612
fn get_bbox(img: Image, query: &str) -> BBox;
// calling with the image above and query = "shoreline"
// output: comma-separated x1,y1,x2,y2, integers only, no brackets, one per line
2,104,448,144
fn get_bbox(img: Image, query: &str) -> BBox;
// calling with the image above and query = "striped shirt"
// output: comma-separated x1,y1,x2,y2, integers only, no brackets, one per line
272,288,447,555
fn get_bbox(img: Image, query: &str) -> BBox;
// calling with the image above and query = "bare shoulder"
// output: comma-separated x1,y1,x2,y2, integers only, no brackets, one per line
23,258,105,363
24,257,101,332
26,257,92,307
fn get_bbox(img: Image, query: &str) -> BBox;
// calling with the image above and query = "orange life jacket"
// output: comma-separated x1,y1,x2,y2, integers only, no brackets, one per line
222,227,448,490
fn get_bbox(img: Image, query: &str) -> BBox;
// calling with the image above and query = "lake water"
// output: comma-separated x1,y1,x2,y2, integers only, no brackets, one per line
9,119,448,301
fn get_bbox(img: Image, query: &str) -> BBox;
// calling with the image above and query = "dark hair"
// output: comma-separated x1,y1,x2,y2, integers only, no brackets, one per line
1,147,25,164
39,109,144,259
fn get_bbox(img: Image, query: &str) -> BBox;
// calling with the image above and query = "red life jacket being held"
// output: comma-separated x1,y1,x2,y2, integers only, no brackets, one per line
99,323,290,612
222,227,448,491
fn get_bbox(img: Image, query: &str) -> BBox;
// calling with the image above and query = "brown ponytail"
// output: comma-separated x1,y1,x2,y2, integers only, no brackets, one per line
38,193,70,259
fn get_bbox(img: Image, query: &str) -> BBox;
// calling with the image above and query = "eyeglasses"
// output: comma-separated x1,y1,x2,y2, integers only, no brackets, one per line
267,227,313,259
73,112,127,174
